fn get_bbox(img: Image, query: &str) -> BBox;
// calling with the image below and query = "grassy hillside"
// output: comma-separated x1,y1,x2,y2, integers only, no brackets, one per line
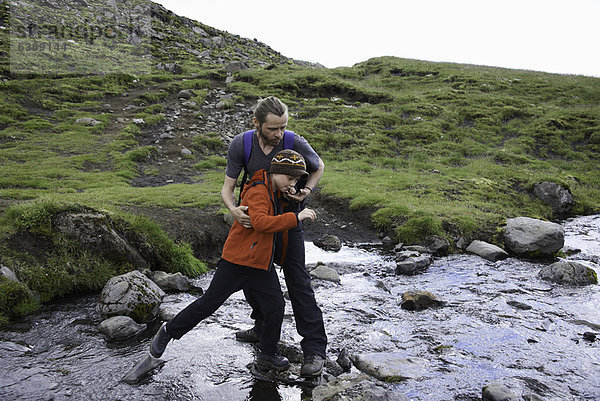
1,0,600,323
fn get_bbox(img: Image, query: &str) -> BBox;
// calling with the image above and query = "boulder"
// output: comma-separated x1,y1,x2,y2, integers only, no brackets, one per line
98,315,146,339
177,89,194,99
533,181,574,218
482,382,520,401
1,264,19,282
401,290,444,311
98,270,165,323
395,251,433,275
503,217,564,257
309,264,341,283
53,211,148,268
150,270,191,292
313,234,342,252
312,372,409,401
224,61,249,73
538,260,598,286
75,117,101,126
421,235,450,256
351,352,428,381
466,240,509,262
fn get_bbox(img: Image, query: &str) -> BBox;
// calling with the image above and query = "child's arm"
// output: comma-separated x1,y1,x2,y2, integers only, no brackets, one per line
244,186,298,234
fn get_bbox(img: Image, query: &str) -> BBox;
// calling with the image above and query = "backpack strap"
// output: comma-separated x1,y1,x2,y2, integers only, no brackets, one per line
238,130,295,205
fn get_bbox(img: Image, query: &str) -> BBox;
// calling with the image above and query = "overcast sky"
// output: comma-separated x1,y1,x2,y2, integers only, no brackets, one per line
152,0,600,77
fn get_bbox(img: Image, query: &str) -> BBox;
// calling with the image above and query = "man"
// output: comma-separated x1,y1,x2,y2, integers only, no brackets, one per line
220,96,327,378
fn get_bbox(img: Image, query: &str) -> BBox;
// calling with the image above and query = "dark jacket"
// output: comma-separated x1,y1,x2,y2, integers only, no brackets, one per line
221,169,298,270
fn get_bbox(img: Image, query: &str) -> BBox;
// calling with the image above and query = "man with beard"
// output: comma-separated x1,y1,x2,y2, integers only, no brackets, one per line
220,96,327,378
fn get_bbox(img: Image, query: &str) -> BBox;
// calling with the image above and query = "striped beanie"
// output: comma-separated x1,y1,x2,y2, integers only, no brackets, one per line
269,149,309,178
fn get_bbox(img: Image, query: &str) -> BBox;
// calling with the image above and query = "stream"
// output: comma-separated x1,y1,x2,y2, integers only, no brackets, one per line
1,215,599,400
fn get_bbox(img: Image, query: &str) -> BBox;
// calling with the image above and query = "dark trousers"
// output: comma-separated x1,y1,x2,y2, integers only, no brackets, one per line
243,224,328,358
166,258,284,355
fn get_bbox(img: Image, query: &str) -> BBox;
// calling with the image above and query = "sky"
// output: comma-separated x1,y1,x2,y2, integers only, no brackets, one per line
152,0,600,77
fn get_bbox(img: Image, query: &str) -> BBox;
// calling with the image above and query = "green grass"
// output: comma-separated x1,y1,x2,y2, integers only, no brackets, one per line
1,54,600,324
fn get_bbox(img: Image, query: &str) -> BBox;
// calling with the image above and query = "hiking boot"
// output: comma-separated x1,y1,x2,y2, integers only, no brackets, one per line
300,354,325,378
149,323,172,358
256,352,290,372
235,326,260,343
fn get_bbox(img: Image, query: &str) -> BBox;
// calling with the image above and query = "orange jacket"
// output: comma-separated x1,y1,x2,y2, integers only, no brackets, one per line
221,169,299,270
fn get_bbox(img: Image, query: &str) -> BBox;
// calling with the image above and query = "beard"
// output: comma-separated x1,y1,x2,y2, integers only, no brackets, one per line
257,126,281,147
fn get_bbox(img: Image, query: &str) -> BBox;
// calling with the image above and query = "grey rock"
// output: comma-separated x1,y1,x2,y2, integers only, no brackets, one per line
395,254,433,275
421,235,449,256
401,290,444,311
224,61,249,73
466,240,509,262
1,265,19,282
312,372,409,401
97,270,165,323
538,260,598,285
75,117,101,126
351,352,428,381
151,270,191,292
98,315,146,339
533,181,574,217
309,265,341,283
313,234,342,252
504,217,564,257
54,211,148,268
177,89,194,99
336,347,352,372
482,382,520,401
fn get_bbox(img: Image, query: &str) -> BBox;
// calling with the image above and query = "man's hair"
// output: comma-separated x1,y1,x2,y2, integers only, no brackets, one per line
254,96,288,125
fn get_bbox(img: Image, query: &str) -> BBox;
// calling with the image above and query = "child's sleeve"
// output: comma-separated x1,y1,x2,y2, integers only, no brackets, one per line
245,186,298,233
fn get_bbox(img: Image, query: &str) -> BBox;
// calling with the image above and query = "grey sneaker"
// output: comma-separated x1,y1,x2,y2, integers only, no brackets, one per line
256,352,290,372
149,323,172,358
300,354,325,378
235,326,260,343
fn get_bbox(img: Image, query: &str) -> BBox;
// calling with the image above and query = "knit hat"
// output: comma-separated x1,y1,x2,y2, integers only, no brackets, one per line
269,149,309,178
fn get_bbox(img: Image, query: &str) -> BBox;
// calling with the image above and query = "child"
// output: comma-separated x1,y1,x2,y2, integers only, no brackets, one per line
149,149,317,371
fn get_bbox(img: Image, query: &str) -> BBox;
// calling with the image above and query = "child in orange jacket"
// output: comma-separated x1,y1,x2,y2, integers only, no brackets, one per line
149,149,316,372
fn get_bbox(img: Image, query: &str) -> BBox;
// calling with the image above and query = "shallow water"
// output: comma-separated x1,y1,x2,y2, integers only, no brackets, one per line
1,216,599,400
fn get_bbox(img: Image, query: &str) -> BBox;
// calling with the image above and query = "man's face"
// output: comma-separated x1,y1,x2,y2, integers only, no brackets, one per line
255,112,288,147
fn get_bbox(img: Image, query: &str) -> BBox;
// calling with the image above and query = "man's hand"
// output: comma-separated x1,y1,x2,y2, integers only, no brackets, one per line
231,205,252,228
285,187,311,203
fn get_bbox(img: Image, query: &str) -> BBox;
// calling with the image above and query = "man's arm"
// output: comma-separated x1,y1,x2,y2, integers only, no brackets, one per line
221,176,252,228
286,156,324,203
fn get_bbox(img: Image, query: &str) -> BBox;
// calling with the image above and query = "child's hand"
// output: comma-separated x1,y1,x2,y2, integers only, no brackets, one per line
298,208,317,222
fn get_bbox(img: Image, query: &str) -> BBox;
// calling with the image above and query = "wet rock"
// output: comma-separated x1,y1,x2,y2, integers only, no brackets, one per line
421,235,449,256
395,251,433,275
351,352,428,381
313,234,342,252
583,332,597,342
336,347,352,372
538,260,598,285
401,290,444,311
97,270,165,323
503,217,564,257
506,300,532,310
121,355,165,384
533,181,574,218
98,315,146,339
312,372,408,401
466,240,509,262
310,264,341,283
482,382,520,401
75,117,101,126
149,270,191,292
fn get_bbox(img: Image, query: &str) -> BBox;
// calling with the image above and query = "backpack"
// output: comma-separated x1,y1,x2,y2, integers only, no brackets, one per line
238,129,295,204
